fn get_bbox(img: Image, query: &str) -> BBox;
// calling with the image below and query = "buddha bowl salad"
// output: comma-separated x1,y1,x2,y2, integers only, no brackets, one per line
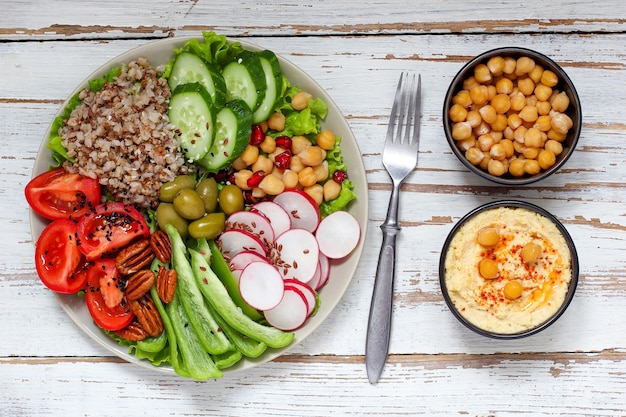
25,32,361,379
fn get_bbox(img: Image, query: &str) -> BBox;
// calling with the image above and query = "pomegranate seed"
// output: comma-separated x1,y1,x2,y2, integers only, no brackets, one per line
249,124,264,145
332,170,348,184
247,171,265,188
214,169,233,184
243,190,260,205
275,135,292,150
274,150,292,170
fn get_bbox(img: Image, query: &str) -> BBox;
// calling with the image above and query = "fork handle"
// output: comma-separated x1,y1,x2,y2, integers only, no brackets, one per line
365,183,401,383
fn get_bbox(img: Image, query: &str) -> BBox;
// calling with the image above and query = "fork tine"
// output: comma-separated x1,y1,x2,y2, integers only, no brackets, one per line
403,73,417,145
412,74,422,146
385,72,405,141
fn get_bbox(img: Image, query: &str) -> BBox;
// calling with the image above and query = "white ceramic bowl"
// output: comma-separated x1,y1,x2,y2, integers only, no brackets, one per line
30,36,368,375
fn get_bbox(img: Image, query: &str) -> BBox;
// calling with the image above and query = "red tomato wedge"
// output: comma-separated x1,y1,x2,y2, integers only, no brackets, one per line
77,202,150,260
25,168,101,220
85,259,134,331
34,218,84,293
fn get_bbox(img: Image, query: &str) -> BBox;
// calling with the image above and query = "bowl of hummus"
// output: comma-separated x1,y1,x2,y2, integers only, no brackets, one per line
439,200,579,338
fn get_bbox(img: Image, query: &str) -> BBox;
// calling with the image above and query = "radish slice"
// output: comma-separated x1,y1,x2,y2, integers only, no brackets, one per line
273,189,321,233
218,229,266,259
316,252,331,290
284,278,317,316
273,228,319,283
238,261,285,311
229,250,269,271
250,201,292,237
315,211,360,259
231,269,242,284
264,286,310,331
306,262,322,291
225,210,275,247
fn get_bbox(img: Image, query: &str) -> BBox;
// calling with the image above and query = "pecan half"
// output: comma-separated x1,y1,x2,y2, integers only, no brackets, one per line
116,238,155,275
114,320,149,342
150,230,172,263
156,265,177,304
129,295,163,337
125,269,155,301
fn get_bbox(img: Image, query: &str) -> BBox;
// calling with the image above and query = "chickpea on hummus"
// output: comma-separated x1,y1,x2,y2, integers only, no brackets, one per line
443,206,573,334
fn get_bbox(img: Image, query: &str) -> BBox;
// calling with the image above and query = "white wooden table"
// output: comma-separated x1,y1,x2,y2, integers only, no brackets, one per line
2,1,626,416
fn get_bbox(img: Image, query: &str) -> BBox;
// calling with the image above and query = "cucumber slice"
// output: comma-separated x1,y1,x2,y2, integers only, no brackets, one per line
197,99,252,172
169,83,216,162
222,51,266,113
169,52,227,108
252,50,284,124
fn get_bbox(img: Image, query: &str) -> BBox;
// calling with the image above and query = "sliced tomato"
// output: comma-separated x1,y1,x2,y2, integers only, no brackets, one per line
25,168,101,220
77,202,150,260
85,259,134,331
34,218,84,293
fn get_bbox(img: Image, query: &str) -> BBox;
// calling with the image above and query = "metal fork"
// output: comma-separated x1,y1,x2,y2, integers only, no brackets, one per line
365,72,421,384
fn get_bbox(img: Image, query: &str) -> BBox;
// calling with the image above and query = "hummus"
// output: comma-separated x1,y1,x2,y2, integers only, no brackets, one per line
443,206,572,334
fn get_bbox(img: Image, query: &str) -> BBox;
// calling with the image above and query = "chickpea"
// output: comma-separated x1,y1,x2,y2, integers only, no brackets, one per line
323,179,342,201
474,63,492,83
298,167,318,187
304,184,324,205
551,112,573,134
251,187,267,199
517,77,535,96
449,104,469,122
453,90,473,107
501,139,515,158
231,156,248,171
495,77,514,94
487,56,505,76
281,170,299,189
504,280,524,300
259,135,277,154
452,122,473,141
519,105,539,123
547,128,567,142
267,112,286,131
466,110,483,128
478,104,497,124
534,115,553,132
291,91,312,110
490,114,509,132
524,159,541,175
298,145,326,167
240,144,260,166
478,258,499,279
477,134,495,152
510,92,526,111
488,159,507,176
312,161,329,182
457,138,477,152
465,147,485,165
521,241,542,263
316,130,336,150
291,136,312,154
513,125,528,143
477,226,499,247
252,154,274,175
534,84,553,102
536,100,552,116
528,64,544,83
516,56,536,75
538,149,556,169
259,174,285,196
491,94,511,114
268,146,287,162
550,91,570,112
470,85,489,105
490,143,507,160
487,84,497,100
541,70,559,87
233,169,253,190
289,155,305,173
524,127,543,148
503,57,517,74
507,113,523,130
463,76,480,90
544,139,563,156
479,154,491,171
509,158,526,176
474,121,491,136
522,146,540,160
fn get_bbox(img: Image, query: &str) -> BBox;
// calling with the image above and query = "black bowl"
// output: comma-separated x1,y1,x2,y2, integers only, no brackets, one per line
439,200,579,339
443,47,582,185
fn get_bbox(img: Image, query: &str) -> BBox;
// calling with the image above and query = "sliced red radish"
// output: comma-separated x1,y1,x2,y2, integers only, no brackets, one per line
263,286,310,331
306,262,322,291
229,250,269,271
272,189,321,233
316,252,331,290
231,269,242,284
250,201,292,237
273,228,319,283
218,229,266,259
284,278,317,316
238,261,285,311
225,210,275,247
315,210,360,259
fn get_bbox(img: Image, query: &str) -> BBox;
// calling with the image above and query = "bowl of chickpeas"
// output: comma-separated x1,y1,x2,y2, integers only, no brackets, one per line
443,47,582,185
439,200,579,338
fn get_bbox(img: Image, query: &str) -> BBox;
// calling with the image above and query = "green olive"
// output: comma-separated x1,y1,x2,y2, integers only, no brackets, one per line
156,203,189,238
195,177,219,213
188,212,226,240
173,188,206,220
159,175,197,203
219,184,244,215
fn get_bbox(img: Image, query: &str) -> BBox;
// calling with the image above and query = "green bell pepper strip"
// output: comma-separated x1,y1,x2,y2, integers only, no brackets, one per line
167,289,223,380
206,301,268,358
204,239,263,321
149,285,189,378
188,248,295,349
165,225,234,355
136,330,168,353
212,349,242,370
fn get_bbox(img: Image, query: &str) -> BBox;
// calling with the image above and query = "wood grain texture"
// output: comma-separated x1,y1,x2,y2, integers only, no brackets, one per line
1,1,626,416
